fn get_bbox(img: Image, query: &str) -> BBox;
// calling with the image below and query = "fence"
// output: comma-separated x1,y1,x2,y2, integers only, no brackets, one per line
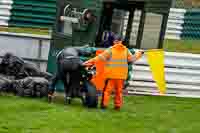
166,8,200,40
0,0,56,28
0,32,51,72
0,0,12,26
123,8,200,42
173,0,200,9
129,51,200,98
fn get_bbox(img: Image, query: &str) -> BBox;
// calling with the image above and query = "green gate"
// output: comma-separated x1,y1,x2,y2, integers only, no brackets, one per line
47,0,102,91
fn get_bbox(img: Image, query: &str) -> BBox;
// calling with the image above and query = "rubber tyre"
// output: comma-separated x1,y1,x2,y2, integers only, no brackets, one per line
16,87,24,97
84,81,98,108
40,86,48,98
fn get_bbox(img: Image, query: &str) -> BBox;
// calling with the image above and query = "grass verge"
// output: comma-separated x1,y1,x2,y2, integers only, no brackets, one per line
164,39,200,54
0,95,199,133
0,26,49,35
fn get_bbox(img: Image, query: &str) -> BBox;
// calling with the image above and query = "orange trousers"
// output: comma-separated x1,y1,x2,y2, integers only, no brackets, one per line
101,79,124,108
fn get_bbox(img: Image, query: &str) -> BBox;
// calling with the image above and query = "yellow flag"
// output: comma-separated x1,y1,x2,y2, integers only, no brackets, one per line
146,49,166,94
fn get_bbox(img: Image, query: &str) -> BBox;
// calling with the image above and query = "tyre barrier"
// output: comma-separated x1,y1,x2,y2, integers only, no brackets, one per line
0,52,52,98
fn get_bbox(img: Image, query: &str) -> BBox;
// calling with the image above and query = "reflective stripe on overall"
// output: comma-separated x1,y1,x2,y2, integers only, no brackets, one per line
105,47,128,80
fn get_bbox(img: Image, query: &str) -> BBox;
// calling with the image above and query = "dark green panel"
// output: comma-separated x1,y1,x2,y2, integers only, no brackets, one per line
9,0,57,28
12,5,56,13
10,16,54,24
14,0,56,8
145,0,172,14
103,0,172,14
47,0,103,91
9,22,51,28
12,12,55,20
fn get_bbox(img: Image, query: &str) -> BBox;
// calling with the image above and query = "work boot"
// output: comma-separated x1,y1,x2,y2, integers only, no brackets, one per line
64,96,71,105
48,94,54,103
100,105,107,110
114,106,121,111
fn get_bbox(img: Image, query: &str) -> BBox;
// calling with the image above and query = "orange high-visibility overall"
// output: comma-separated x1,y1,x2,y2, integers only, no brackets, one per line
101,42,131,108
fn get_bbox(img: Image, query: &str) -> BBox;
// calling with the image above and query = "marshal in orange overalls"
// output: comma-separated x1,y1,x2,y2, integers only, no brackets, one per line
84,41,143,110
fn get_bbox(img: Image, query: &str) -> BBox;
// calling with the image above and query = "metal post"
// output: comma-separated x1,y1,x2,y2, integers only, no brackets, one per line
136,9,146,49
171,0,176,8
124,8,135,47
158,14,169,49
119,11,126,37
37,40,43,70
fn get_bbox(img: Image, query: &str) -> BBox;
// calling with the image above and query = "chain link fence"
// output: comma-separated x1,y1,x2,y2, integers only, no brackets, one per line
172,0,200,9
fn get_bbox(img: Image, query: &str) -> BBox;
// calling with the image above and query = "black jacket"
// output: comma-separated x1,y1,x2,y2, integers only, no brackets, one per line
56,46,93,63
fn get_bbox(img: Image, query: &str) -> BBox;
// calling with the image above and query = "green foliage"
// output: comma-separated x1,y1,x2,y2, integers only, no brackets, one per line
0,27,49,35
164,39,200,54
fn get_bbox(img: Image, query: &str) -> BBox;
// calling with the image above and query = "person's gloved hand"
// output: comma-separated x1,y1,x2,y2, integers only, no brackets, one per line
134,50,144,61
140,50,145,55
138,50,145,55
83,59,94,67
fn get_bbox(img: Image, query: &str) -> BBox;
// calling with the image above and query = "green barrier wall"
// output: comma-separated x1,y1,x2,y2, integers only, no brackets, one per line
9,0,57,28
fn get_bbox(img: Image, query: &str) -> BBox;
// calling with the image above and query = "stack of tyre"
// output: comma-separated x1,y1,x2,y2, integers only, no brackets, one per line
0,53,52,98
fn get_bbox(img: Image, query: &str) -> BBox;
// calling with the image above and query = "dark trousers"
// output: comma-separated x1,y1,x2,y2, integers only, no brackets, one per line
49,60,83,97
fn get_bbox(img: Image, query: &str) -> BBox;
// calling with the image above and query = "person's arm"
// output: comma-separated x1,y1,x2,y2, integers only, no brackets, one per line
128,50,144,63
83,48,111,66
